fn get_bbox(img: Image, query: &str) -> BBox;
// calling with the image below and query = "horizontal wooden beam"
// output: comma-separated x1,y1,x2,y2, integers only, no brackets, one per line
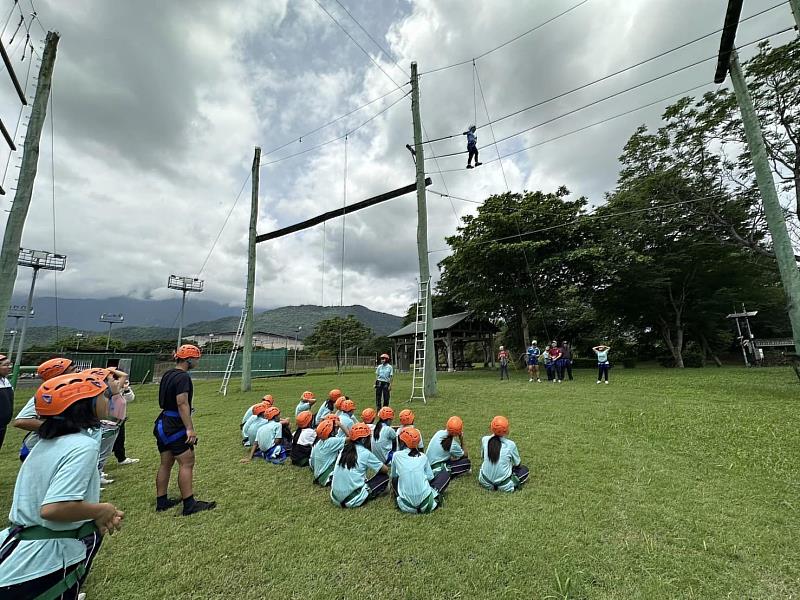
0,116,16,151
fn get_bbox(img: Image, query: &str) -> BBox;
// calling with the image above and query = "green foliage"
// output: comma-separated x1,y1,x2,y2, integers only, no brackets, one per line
682,350,705,368
303,316,374,358
402,293,467,326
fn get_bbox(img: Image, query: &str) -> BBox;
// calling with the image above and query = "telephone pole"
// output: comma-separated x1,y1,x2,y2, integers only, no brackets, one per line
241,147,260,392
715,0,800,371
0,32,59,332
410,62,437,397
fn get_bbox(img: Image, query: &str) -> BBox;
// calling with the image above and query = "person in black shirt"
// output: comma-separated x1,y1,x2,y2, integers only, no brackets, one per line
153,344,216,516
561,341,574,381
0,354,13,451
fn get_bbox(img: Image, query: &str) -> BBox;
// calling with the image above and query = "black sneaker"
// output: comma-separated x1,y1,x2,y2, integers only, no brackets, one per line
475,162,482,167
182,499,217,516
466,164,474,169
156,497,181,512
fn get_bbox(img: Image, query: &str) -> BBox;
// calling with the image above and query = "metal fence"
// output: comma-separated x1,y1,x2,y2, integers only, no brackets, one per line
154,349,288,381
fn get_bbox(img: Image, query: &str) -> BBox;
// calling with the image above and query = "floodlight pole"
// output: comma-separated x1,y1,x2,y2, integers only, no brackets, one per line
241,146,260,392
12,268,39,385
177,290,188,348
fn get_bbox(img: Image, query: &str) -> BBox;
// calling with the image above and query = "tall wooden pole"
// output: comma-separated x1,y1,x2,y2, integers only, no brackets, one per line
410,62,437,397
790,0,800,30
0,32,59,333
241,147,260,391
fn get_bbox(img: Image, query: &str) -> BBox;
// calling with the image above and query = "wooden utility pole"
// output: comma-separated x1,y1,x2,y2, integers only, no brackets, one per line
241,147,260,392
0,32,59,333
790,0,800,30
410,61,437,397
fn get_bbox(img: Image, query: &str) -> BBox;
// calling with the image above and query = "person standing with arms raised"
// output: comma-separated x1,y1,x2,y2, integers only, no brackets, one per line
374,353,393,411
153,344,216,516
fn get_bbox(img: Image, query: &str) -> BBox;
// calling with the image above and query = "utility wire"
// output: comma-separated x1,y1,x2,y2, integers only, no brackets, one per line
1,1,17,37
196,172,251,277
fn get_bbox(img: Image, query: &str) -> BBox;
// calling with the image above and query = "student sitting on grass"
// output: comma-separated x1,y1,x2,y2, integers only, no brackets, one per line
0,372,124,600
241,407,289,464
427,416,471,476
295,391,316,417
334,395,346,417
478,416,529,492
337,398,356,437
289,411,316,467
397,409,424,450
360,408,376,432
391,427,450,514
242,403,270,448
309,415,344,486
372,406,398,464
241,395,272,444
315,389,341,424
330,423,390,508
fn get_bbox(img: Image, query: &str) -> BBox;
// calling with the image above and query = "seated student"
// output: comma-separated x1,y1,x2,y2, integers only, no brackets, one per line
14,357,78,462
0,372,124,600
309,415,344,486
241,407,288,464
478,416,529,492
427,416,471,476
242,403,270,448
391,427,450,514
360,407,376,432
372,406,398,464
337,398,356,437
295,390,316,417
241,395,272,443
330,423,389,508
289,410,316,467
397,409,424,450
315,389,341,425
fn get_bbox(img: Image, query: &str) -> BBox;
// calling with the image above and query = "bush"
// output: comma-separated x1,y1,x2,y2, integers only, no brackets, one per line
658,355,676,368
622,358,637,368
682,350,704,368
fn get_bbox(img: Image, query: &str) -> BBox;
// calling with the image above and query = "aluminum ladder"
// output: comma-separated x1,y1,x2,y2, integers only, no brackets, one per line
219,307,247,396
409,279,429,403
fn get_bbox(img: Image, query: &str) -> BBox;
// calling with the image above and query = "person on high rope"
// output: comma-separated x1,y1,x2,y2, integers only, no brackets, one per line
153,344,216,516
0,354,14,451
463,125,482,169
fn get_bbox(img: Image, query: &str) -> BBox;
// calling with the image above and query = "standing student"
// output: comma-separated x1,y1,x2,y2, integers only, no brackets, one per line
310,416,344,486
561,341,574,381
543,344,555,382
337,398,356,437
315,389,340,425
478,416,529,493
397,409,424,450
593,344,612,384
14,358,77,461
242,407,288,464
498,346,510,380
295,390,316,417
360,408,376,432
372,406,398,464
0,372,124,599
153,344,216,516
374,353,393,411
427,416,471,476
526,341,541,383
549,341,563,383
111,376,140,467
0,354,14,450
391,427,450,514
330,423,390,508
289,410,316,467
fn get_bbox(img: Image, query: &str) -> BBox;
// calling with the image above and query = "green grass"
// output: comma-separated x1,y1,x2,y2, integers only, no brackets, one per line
1,367,799,599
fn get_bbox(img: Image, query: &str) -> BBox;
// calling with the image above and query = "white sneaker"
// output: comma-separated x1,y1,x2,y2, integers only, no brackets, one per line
537,378,541,383
78,593,86,600
597,380,601,384
529,378,533,382
118,457,140,465
605,381,609,385
100,476,114,485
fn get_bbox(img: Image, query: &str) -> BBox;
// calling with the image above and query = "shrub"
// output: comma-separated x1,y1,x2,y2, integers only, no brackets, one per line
622,358,637,368
682,350,705,368
658,355,676,368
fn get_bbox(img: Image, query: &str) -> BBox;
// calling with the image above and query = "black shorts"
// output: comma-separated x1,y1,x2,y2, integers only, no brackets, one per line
153,414,192,456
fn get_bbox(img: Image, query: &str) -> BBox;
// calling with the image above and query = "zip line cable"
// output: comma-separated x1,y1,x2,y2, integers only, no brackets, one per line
49,73,58,343
340,135,347,308
196,172,251,277
418,0,789,145
1,1,17,37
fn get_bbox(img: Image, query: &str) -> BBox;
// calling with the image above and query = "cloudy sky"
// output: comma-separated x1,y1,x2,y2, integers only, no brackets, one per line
0,0,794,318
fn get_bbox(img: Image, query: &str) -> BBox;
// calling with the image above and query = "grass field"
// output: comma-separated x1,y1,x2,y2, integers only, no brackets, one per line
1,366,798,599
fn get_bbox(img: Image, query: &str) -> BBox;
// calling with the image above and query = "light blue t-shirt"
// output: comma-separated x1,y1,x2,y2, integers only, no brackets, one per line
295,401,312,417
255,420,282,454
310,436,345,483
241,405,255,426
595,349,609,363
16,396,40,452
337,412,355,437
397,425,424,450
371,424,397,463
478,435,521,492
330,444,385,508
390,449,438,513
315,403,333,425
375,363,394,383
0,431,101,586
427,429,464,471
244,415,268,445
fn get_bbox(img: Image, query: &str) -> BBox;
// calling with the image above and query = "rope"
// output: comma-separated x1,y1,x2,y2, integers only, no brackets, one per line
49,70,58,344
1,1,17,37
196,172,251,276
340,135,346,308
321,221,326,306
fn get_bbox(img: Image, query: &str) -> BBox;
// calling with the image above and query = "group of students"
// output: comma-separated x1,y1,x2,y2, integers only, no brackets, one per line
239,388,530,512
520,341,613,384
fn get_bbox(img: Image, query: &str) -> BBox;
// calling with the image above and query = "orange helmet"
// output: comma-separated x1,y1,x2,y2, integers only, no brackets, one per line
37,358,74,381
82,368,111,381
361,408,376,424
262,394,274,406
399,409,415,426
324,413,340,425
316,418,336,440
378,406,394,421
35,373,108,417
490,415,509,437
253,403,269,417
446,416,463,436
349,422,372,441
265,407,281,420
174,344,201,360
339,399,355,413
301,391,315,402
334,396,344,411
296,410,313,428
328,388,342,401
399,427,421,449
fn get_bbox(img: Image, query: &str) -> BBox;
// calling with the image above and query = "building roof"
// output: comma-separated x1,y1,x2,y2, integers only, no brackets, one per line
388,311,495,338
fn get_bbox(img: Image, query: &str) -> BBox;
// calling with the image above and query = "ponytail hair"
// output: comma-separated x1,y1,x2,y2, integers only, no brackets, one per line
338,439,358,469
292,428,302,446
408,448,421,458
441,433,454,452
373,419,388,440
487,435,502,464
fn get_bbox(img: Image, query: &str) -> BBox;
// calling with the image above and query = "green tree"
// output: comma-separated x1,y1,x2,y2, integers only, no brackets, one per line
401,292,467,326
304,316,374,370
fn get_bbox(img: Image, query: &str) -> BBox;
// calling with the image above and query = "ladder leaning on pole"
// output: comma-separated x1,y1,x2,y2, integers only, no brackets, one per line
409,279,429,403
220,307,247,396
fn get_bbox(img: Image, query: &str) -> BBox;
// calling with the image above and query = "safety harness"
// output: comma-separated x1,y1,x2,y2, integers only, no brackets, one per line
334,487,363,508
480,471,521,491
155,410,185,445
313,462,335,486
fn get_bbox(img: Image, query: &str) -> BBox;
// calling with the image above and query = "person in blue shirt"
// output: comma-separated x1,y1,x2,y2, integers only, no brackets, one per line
330,423,389,508
478,416,529,493
309,416,344,486
593,344,611,384
426,416,471,476
295,390,316,417
242,403,270,449
241,407,289,464
397,409,424,450
391,427,450,514
463,125,482,169
337,398,357,437
526,341,542,383
0,372,124,600
315,389,341,425
372,406,398,464
241,395,272,444
374,353,394,411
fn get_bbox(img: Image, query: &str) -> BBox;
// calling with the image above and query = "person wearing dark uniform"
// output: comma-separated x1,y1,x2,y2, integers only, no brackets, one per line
0,354,14,451
153,344,215,516
561,341,574,381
